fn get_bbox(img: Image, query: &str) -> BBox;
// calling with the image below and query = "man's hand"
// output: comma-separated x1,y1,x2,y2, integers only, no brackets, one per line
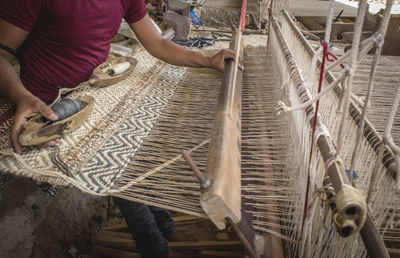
207,49,244,72
11,95,58,153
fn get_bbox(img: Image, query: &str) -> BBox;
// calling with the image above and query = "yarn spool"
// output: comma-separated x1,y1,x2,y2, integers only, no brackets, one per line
51,98,85,121
108,62,131,76
19,96,94,146
89,56,137,88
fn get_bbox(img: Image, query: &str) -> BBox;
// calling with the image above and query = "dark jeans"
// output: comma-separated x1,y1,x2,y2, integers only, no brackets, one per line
113,197,175,258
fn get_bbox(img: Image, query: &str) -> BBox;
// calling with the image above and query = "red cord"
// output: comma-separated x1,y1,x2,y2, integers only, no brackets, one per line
239,0,247,32
268,0,274,18
327,51,345,69
301,41,329,234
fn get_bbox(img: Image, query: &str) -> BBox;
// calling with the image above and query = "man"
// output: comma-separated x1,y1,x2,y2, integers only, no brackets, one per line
0,0,238,257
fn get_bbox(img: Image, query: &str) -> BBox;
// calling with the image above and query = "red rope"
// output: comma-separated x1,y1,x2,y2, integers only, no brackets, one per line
268,0,274,18
327,51,345,69
239,0,247,32
301,41,329,234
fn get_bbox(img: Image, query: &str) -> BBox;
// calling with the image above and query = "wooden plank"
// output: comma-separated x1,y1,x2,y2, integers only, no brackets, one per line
173,215,205,223
98,236,243,250
263,233,284,258
227,217,257,257
200,29,243,229
103,215,205,231
387,248,400,254
170,241,243,249
237,210,255,249
100,231,133,240
93,245,141,258
103,223,128,231
98,238,136,251
98,236,136,251
200,250,244,257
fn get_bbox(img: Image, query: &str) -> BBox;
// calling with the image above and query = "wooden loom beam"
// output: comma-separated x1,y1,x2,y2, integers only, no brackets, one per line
183,150,257,257
200,29,243,229
274,13,390,258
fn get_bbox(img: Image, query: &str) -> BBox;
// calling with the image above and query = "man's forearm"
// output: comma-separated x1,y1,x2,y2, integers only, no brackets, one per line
0,54,34,105
148,38,211,68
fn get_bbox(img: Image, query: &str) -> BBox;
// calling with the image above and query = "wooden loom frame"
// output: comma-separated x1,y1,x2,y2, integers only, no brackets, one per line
270,11,389,258
194,11,391,258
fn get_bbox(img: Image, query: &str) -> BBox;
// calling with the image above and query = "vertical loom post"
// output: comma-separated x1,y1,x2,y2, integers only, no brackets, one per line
349,0,395,178
200,29,243,229
226,217,257,258
337,0,368,154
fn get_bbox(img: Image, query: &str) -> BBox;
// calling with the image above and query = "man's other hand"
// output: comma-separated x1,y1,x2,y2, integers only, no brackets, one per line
11,96,58,153
208,49,244,73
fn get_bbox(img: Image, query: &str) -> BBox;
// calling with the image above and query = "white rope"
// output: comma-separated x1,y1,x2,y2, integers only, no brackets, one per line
303,0,334,87
277,69,347,113
325,34,376,73
349,0,395,180
337,0,369,154
348,43,382,177
324,0,335,43
304,46,323,86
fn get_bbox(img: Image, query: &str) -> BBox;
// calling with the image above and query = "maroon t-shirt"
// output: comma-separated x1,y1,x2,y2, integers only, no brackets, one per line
0,0,147,102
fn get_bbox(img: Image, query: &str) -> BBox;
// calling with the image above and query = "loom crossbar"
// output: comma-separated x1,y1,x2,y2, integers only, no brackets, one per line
200,29,243,229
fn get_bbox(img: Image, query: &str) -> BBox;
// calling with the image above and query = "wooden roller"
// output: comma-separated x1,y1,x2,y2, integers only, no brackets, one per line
200,30,243,229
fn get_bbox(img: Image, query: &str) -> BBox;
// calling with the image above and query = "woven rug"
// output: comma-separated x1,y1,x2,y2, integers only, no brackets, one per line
0,47,187,187
76,66,187,192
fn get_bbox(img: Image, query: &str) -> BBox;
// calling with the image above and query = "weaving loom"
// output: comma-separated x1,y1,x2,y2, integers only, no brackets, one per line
1,0,400,257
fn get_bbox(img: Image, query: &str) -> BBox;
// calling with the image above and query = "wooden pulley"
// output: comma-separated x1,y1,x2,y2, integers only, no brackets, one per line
89,56,138,88
19,96,94,146
333,212,357,238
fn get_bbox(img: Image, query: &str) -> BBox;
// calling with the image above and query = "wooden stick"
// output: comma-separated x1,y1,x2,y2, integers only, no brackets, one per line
93,245,140,258
98,236,243,249
182,151,211,189
227,217,257,258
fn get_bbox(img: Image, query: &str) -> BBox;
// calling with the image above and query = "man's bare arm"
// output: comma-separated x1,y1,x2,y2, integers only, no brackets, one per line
129,15,239,72
0,19,57,153
0,19,31,104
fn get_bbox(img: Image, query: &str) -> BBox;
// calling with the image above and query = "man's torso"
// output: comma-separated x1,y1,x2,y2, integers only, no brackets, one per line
0,0,146,101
